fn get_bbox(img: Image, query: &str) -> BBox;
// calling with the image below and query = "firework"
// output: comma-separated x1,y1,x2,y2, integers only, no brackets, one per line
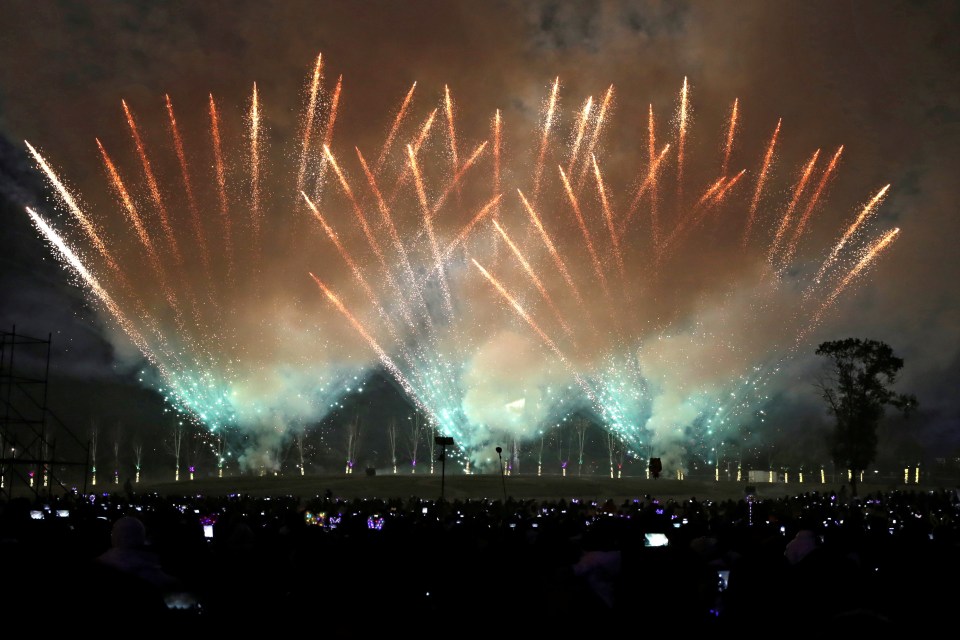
24,52,901,473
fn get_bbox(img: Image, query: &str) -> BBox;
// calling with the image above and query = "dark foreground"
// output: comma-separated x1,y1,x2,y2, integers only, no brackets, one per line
2,481,958,632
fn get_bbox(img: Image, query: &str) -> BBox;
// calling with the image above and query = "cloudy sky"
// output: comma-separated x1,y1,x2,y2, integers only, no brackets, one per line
1,1,957,472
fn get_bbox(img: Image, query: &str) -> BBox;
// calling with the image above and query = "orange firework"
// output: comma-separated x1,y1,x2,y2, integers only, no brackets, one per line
648,104,661,247
576,84,614,190
769,149,820,263
558,166,608,294
711,169,746,204
323,75,342,150
96,142,166,279
376,82,416,172
208,94,233,276
493,109,502,213
517,189,582,304
430,141,488,215
566,96,593,173
623,143,670,237
165,94,211,277
322,145,388,266
407,144,454,318
249,82,262,240
297,53,324,190
310,273,425,412
122,100,182,266
533,77,559,201
744,118,781,245
472,259,596,404
815,184,891,284
676,77,690,199
721,98,739,176
441,195,502,260
591,155,623,277
444,84,459,175
809,228,900,329
386,108,437,204
492,219,574,338
784,145,844,262
301,192,397,336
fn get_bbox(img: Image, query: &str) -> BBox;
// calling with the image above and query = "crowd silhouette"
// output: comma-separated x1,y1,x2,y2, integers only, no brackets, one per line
1,486,957,631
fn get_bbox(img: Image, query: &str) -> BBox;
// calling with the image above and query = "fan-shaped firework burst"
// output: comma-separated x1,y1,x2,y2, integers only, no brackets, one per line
24,54,899,472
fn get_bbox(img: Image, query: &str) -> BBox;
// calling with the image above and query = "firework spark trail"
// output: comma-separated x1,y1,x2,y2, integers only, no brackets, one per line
814,184,891,284
591,155,624,278
567,96,593,174
721,98,739,176
784,145,844,263
356,149,425,307
24,141,121,276
429,141,488,215
648,106,661,247
386,109,437,204
301,192,400,339
310,273,432,419
249,82,262,241
559,166,609,295
621,144,670,241
711,169,746,204
807,228,900,331
322,146,388,265
296,53,324,191
121,100,182,267
532,77,559,202
312,75,343,196
444,85,459,177
493,109,502,214
472,259,596,404
408,144,454,319
439,194,502,262
576,85,614,191
376,82,416,172
209,94,234,277
744,118,781,245
676,77,690,201
26,207,157,367
165,94,211,278
661,176,728,248
491,219,574,338
517,189,583,304
769,149,820,263
96,139,178,307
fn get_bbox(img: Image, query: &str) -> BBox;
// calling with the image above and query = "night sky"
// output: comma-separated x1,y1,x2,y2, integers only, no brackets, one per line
0,1,957,473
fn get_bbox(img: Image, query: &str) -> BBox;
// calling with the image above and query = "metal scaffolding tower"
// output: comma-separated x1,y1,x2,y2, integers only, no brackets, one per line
0,326,88,499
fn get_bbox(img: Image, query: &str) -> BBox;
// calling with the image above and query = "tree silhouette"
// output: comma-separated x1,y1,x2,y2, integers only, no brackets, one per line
816,338,917,495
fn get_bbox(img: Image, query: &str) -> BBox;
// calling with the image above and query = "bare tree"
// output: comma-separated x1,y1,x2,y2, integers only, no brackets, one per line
408,412,423,473
557,426,568,476
216,430,227,478
345,415,360,474
169,420,184,481
90,420,99,486
295,425,307,476
112,423,122,485
537,432,545,477
387,418,398,474
133,442,143,483
427,421,436,474
575,419,589,476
